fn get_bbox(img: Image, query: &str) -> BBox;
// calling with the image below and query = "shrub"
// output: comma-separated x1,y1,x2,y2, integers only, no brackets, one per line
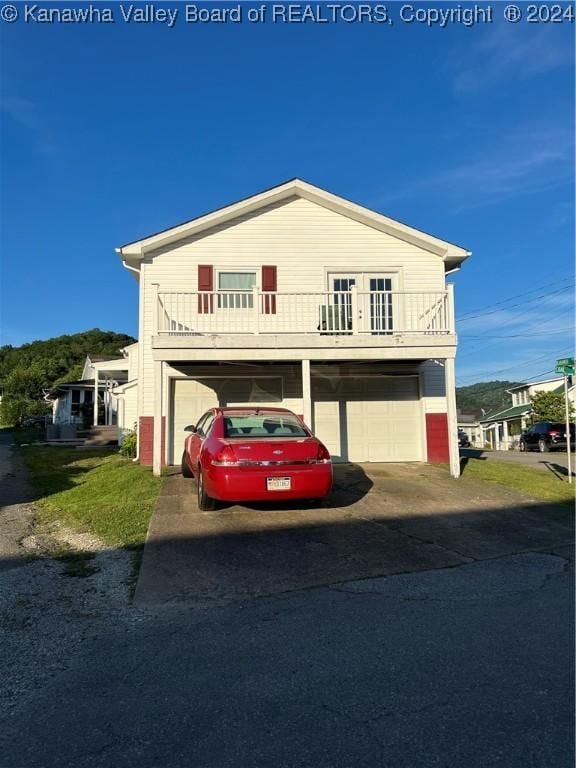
119,431,137,458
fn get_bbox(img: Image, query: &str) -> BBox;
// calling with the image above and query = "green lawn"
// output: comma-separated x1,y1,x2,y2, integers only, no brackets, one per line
19,445,164,548
462,457,575,505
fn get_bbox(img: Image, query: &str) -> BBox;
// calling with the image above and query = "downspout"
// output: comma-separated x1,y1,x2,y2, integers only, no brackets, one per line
118,250,141,461
122,260,140,277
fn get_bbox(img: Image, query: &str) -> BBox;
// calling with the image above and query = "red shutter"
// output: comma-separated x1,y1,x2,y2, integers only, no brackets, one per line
262,265,277,315
198,265,214,314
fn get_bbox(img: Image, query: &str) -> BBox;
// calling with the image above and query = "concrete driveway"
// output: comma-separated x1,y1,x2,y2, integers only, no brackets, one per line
135,463,573,604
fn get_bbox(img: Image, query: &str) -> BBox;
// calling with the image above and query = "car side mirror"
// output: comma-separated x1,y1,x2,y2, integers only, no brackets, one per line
184,424,197,433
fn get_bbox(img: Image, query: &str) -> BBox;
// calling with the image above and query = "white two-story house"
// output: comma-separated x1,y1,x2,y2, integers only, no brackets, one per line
115,179,470,477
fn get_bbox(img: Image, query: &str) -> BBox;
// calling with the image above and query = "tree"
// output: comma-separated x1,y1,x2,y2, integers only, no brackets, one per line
530,390,574,424
0,362,51,425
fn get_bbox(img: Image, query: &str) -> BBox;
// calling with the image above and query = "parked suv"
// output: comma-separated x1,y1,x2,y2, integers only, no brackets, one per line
519,422,575,453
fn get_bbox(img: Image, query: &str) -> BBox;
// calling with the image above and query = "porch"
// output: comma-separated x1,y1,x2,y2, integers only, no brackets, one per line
155,286,455,339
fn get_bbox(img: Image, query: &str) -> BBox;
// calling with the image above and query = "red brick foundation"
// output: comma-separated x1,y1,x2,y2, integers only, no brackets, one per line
138,416,166,467
426,413,449,463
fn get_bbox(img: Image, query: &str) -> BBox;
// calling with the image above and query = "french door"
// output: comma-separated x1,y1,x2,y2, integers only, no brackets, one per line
329,273,394,334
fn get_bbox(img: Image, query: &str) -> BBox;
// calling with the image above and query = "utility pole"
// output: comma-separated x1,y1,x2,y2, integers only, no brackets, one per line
564,373,572,484
556,358,574,484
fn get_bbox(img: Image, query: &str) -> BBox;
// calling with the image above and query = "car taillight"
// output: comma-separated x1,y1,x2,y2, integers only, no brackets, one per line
549,431,560,436
211,445,239,466
308,443,331,464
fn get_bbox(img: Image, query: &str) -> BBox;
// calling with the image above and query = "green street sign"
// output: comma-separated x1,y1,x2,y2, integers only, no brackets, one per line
556,357,574,375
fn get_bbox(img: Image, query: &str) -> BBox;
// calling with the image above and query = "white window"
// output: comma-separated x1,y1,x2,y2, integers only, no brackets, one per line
217,271,257,309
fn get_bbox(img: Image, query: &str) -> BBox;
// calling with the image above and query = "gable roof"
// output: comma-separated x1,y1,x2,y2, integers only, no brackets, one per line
480,403,532,423
116,178,471,270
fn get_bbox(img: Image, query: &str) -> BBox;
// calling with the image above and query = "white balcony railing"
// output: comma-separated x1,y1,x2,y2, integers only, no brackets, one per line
156,288,453,336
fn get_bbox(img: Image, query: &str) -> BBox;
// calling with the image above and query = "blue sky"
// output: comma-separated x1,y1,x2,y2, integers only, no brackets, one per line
1,2,574,385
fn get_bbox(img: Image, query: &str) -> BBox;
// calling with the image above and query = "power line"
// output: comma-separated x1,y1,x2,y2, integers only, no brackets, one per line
455,369,560,403
461,327,573,339
456,276,574,320
457,304,574,359
457,346,573,386
457,283,574,323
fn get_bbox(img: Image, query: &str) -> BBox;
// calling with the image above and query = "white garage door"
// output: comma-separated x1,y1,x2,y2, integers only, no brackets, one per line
170,377,283,464
312,376,422,463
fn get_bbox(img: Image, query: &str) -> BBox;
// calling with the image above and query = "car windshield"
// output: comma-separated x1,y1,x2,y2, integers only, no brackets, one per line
223,413,308,438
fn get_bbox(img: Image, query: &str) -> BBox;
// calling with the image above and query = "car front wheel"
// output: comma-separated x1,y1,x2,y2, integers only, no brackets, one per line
538,439,550,453
519,441,526,452
197,469,217,511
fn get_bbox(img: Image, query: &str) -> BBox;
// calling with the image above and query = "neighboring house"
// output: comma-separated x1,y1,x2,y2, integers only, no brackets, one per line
46,346,138,432
480,376,575,450
115,179,471,476
457,409,483,447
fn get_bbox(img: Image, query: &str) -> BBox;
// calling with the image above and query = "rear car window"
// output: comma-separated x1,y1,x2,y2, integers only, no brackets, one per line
223,414,308,438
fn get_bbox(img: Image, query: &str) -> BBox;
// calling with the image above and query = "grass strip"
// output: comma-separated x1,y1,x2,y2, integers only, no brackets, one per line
19,445,164,548
462,457,575,505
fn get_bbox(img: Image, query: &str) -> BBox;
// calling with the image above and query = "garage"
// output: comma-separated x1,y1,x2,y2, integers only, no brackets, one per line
312,375,423,462
169,376,283,463
170,373,423,466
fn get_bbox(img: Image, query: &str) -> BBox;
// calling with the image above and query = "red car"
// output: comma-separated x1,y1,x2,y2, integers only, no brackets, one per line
181,407,333,510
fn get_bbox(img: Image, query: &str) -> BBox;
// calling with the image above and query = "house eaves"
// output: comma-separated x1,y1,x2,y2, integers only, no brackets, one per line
116,178,471,270
480,403,532,423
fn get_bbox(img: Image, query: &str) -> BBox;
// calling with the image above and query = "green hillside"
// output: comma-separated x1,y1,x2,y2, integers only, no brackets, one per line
0,328,136,425
456,380,523,416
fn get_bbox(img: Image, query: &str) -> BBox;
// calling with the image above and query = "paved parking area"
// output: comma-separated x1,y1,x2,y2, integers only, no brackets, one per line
135,463,573,604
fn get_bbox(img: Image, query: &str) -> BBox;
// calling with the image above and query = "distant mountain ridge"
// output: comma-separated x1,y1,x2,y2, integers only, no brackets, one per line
456,380,523,416
0,328,136,391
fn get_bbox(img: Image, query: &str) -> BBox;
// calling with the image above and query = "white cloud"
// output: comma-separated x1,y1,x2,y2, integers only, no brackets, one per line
449,24,574,93
1,95,57,156
379,124,573,212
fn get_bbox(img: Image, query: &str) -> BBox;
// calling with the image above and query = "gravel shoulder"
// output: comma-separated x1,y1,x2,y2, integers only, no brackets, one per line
0,432,137,713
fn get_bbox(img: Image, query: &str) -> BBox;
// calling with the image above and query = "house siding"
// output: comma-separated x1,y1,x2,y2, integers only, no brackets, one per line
140,197,447,415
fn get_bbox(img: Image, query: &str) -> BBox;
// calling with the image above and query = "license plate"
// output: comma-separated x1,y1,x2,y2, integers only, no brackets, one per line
267,476,291,491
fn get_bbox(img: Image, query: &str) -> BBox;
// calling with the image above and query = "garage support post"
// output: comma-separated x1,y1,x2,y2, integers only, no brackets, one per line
302,359,312,429
153,360,163,476
445,357,460,478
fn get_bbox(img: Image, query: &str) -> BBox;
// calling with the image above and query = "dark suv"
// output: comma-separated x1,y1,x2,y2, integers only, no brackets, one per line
519,422,575,453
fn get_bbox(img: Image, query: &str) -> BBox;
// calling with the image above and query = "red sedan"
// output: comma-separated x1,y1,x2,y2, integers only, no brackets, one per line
181,407,333,510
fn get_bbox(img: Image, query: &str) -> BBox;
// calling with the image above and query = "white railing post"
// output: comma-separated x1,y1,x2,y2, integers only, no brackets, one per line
350,284,359,335
446,284,455,334
152,283,160,334
253,286,260,334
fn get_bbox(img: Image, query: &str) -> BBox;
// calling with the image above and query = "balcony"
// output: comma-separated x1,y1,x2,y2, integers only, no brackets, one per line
156,287,454,336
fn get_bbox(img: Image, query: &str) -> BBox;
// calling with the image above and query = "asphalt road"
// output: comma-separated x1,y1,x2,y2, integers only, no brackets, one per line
1,437,573,767
1,548,573,768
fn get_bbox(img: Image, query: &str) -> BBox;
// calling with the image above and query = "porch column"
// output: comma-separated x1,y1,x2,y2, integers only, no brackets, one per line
153,360,163,476
502,419,509,450
444,357,460,478
93,370,99,426
302,359,312,429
